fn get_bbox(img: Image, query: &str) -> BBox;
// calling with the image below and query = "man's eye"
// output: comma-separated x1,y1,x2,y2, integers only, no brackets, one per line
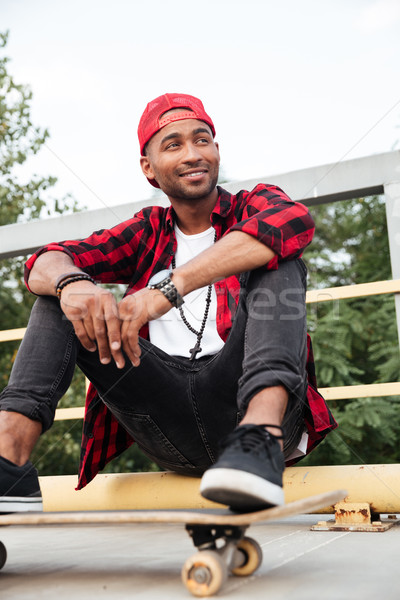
166,142,179,150
197,138,209,144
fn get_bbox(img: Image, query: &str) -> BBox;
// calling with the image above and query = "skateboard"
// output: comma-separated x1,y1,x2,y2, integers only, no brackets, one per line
0,489,346,597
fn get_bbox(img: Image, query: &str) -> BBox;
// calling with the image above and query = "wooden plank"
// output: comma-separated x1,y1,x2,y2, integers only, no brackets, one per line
54,407,85,421
306,279,400,303
319,382,400,401
53,382,400,422
0,280,399,343
0,327,26,342
2,280,400,422
52,384,400,423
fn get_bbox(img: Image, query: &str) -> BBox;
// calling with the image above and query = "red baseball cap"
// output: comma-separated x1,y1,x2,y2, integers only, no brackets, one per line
138,93,216,187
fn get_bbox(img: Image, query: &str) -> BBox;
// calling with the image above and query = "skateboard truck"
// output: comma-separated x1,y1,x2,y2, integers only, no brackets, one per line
186,523,245,548
183,524,263,596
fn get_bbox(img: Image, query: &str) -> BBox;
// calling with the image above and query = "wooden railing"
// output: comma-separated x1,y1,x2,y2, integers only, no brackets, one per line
1,278,399,421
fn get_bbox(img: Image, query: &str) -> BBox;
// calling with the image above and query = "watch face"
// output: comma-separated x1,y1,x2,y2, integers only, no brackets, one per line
148,269,171,286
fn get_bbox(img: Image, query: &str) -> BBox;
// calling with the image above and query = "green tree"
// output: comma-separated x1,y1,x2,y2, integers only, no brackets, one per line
0,31,159,476
0,30,85,473
0,29,80,353
302,195,400,466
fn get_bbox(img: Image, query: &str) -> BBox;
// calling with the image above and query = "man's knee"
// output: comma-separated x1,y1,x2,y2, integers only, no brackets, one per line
30,294,64,318
241,260,306,321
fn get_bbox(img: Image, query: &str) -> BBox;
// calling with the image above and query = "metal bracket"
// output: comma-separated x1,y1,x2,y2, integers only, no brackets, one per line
311,502,400,532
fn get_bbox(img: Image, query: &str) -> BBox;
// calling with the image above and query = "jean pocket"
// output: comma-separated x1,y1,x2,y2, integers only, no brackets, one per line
109,409,195,470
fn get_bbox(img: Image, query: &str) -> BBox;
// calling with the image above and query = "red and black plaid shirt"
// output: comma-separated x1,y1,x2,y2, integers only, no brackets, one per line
25,184,337,489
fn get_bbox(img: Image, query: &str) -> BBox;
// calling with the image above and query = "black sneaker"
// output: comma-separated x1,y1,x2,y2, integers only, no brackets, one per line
200,424,285,512
0,455,43,513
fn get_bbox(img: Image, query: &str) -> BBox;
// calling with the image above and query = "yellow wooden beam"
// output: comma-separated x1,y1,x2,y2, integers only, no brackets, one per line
306,278,400,304
54,407,85,420
39,464,400,513
319,382,400,401
53,381,400,422
1,279,400,343
0,327,26,342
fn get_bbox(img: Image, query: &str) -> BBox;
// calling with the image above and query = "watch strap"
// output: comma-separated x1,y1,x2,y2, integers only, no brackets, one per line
150,275,184,308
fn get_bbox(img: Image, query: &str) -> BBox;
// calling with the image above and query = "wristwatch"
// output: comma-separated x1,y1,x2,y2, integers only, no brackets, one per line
147,269,184,308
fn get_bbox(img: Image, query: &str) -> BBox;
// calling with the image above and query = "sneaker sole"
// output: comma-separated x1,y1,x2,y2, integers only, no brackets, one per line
0,497,43,513
200,468,284,511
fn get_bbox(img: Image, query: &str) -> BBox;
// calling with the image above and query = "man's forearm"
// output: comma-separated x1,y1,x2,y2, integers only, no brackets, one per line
172,231,275,296
28,251,84,295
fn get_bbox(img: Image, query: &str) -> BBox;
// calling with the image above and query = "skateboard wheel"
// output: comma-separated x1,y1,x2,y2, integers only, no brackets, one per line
0,541,7,570
182,550,228,597
231,536,262,576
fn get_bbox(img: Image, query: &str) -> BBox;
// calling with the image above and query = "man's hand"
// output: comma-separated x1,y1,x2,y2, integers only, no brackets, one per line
118,288,172,367
61,281,172,369
27,250,173,369
60,280,125,368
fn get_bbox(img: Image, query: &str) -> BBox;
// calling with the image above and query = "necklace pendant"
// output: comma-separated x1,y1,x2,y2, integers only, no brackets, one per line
189,341,202,361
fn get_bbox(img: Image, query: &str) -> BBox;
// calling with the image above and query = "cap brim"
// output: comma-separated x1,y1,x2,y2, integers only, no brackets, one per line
147,177,160,188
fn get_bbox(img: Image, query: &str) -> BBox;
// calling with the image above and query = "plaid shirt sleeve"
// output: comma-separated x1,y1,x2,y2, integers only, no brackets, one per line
227,184,315,270
24,208,152,290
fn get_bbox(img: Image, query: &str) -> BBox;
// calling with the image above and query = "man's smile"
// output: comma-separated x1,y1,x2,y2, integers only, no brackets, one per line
179,169,208,179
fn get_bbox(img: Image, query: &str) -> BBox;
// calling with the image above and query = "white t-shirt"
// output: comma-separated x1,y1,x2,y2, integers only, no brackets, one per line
148,225,225,359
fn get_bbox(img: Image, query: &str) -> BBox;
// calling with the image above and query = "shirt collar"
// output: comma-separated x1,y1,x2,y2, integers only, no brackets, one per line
164,186,234,232
165,205,175,232
211,186,234,221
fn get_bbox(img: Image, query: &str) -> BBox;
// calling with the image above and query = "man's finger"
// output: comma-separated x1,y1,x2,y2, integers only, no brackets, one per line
87,290,124,367
103,310,124,368
91,316,112,364
73,320,97,352
121,321,141,366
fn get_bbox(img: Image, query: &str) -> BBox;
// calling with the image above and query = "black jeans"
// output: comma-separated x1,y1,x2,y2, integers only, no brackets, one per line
0,260,308,474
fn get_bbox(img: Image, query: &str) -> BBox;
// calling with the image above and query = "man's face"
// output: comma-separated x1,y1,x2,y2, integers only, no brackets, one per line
140,117,220,201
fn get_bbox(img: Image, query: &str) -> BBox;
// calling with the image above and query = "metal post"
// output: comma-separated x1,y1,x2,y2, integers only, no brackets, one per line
384,181,400,348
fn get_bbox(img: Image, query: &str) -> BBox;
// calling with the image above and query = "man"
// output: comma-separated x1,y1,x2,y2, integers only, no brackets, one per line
0,93,336,514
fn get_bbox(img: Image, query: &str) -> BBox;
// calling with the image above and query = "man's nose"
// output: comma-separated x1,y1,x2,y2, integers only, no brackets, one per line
182,142,203,162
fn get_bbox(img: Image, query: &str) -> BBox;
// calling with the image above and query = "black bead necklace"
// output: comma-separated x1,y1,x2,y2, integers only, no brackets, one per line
172,230,217,360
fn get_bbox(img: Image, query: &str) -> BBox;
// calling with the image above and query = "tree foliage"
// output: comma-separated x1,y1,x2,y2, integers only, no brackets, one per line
0,32,159,476
0,31,86,473
0,30,80,331
302,195,400,466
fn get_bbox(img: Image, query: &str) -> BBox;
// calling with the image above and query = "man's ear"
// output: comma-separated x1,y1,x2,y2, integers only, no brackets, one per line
215,141,220,162
140,155,156,180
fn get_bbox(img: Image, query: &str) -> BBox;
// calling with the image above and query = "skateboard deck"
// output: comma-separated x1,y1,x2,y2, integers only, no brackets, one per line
0,489,346,597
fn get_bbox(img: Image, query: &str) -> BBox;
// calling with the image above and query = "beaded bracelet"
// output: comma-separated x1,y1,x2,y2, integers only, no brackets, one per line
56,274,96,299
55,271,90,289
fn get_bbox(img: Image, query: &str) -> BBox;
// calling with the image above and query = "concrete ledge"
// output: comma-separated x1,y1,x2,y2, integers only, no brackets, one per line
39,464,400,513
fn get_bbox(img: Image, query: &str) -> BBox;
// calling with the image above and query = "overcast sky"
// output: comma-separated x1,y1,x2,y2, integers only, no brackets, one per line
2,0,400,214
